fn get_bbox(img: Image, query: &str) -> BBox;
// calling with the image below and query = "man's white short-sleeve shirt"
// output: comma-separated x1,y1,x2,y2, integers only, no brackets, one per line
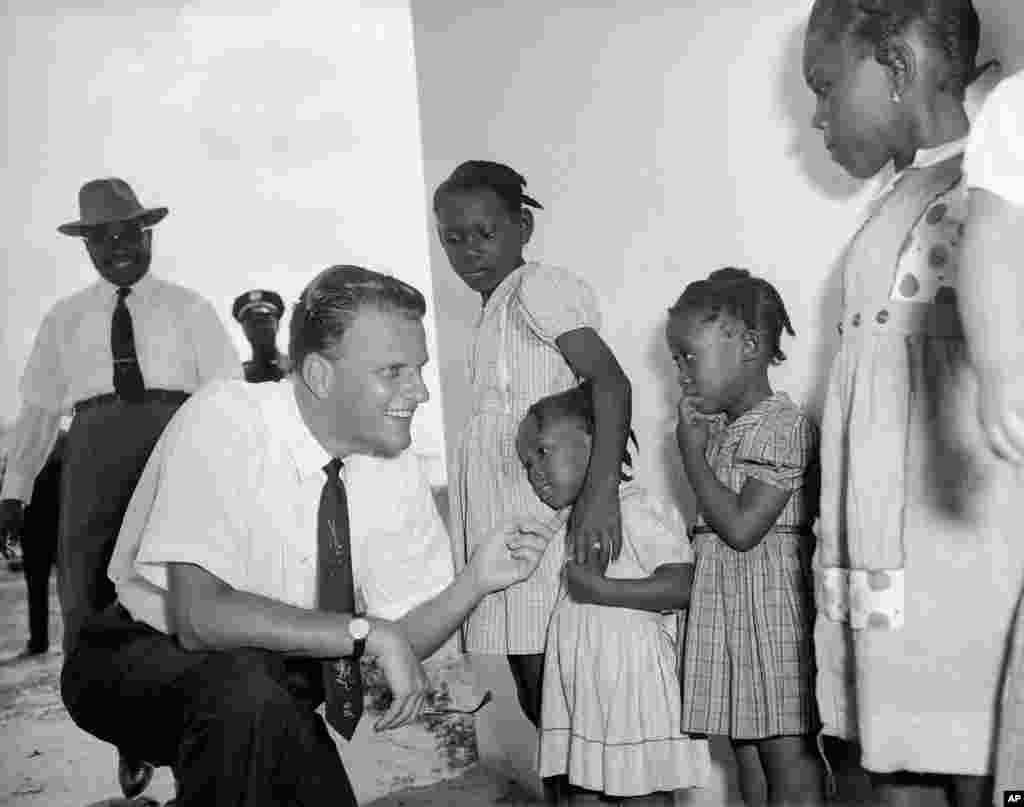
110,378,454,633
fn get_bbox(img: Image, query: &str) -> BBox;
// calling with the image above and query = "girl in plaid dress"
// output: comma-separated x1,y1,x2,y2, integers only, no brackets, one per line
433,161,631,729
667,268,823,806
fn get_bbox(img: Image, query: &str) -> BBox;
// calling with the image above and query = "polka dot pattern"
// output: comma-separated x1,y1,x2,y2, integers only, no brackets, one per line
819,566,907,632
888,187,967,303
898,273,920,298
926,203,947,224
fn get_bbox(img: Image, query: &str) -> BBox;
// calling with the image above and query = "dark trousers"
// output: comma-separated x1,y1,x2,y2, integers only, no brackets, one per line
22,453,61,651
507,653,545,728
62,603,358,807
59,398,183,655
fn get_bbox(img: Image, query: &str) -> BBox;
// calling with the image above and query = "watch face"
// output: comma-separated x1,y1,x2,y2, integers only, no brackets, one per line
349,617,370,640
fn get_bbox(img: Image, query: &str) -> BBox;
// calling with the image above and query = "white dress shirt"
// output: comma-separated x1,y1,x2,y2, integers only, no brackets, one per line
1,271,241,502
110,378,454,634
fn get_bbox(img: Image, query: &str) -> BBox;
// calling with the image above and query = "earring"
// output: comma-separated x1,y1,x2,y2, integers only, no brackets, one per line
891,91,902,103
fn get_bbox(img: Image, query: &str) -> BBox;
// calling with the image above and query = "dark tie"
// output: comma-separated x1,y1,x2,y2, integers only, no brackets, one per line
112,287,146,402
318,458,363,739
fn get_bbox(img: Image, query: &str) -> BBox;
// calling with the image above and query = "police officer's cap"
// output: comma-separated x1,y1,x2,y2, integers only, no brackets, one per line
233,289,285,323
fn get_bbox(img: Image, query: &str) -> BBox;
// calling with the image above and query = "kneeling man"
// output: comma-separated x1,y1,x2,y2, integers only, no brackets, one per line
60,265,552,806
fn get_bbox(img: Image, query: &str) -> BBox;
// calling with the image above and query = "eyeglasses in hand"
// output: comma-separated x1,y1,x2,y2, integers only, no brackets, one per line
420,689,493,717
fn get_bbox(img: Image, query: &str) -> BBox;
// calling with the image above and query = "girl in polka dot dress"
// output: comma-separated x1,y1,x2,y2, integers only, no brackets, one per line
805,0,1024,798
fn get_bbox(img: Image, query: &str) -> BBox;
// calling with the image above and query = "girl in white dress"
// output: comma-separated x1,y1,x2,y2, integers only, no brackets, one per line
516,383,710,805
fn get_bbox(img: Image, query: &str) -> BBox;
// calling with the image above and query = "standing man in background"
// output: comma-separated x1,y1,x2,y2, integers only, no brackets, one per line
0,177,240,799
233,288,290,382
17,431,66,658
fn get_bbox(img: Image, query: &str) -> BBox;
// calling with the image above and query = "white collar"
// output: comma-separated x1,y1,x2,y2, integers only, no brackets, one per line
98,270,158,300
873,135,969,200
273,379,334,481
911,135,969,169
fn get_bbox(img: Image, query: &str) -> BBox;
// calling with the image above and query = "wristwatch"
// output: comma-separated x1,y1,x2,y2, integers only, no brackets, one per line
347,615,370,661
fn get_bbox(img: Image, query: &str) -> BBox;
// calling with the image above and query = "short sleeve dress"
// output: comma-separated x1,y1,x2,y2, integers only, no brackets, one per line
539,484,711,797
451,261,601,654
680,392,820,740
814,134,1024,775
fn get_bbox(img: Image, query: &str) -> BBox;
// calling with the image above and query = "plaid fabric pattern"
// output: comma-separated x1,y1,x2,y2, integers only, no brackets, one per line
681,393,819,739
680,530,818,738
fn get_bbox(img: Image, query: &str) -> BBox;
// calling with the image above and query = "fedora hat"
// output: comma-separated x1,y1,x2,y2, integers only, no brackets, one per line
58,178,168,237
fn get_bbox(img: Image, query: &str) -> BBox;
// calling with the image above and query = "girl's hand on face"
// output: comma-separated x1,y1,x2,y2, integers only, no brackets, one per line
564,560,605,605
675,395,710,456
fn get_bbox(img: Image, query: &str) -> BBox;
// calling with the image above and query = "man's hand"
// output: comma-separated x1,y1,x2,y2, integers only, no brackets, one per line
0,499,25,569
977,369,1024,464
367,621,431,732
567,487,622,573
467,517,556,595
564,560,605,605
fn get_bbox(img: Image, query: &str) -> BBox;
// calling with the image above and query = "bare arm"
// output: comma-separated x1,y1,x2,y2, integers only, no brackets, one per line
168,561,430,731
556,326,632,566
397,565,483,659
399,518,552,658
681,454,792,552
565,562,693,613
675,399,793,552
168,562,373,657
168,517,551,660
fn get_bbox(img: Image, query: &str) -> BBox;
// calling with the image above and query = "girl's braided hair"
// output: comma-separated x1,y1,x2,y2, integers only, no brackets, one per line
433,160,544,217
669,267,795,365
809,0,996,98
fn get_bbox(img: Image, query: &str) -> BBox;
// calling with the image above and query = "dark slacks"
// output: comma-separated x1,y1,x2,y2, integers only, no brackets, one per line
62,603,358,807
507,652,545,728
59,398,183,655
22,448,62,651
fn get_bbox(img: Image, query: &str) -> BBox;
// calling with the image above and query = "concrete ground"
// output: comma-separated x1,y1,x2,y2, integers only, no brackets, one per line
0,563,536,807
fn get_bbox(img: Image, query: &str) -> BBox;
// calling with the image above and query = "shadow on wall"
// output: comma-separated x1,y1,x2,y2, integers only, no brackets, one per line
644,287,698,527
650,21,859,525
777,22,864,204
778,21,853,424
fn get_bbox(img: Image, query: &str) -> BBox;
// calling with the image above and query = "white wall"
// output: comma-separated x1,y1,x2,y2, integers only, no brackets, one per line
1,0,447,480
411,1,1024,800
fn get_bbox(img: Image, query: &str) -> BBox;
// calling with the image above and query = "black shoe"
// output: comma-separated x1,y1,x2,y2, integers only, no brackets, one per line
118,753,155,799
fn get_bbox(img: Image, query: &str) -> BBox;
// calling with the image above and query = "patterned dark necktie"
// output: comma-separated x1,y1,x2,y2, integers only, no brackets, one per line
318,458,363,739
112,287,146,402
